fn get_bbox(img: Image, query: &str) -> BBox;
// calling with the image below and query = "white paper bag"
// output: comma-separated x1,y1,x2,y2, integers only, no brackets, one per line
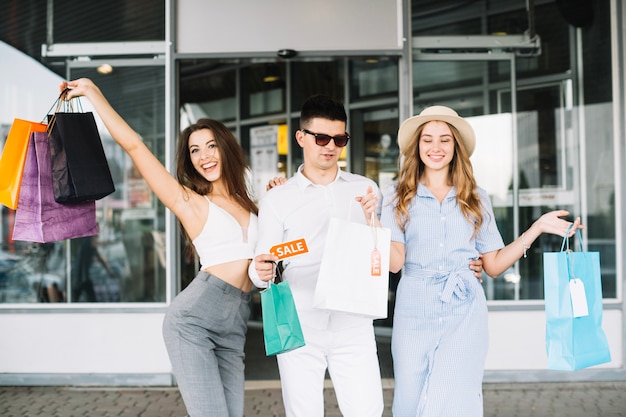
313,217,391,319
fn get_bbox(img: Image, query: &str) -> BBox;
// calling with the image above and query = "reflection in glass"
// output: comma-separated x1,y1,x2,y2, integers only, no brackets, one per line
354,107,399,188
584,102,616,298
414,61,485,93
0,241,66,303
179,61,237,123
350,58,398,100
241,63,285,118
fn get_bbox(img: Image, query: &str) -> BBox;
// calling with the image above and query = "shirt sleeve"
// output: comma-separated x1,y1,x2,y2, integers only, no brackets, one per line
475,188,505,253
380,184,405,244
247,260,265,289
248,191,286,289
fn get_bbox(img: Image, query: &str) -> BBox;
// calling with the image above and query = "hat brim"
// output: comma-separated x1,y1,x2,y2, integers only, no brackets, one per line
398,113,476,156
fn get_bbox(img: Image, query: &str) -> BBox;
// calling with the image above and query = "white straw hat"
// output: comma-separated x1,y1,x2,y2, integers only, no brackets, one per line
397,105,476,156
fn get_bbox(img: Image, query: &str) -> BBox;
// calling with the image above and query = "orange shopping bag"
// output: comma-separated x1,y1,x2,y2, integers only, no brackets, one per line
0,119,48,210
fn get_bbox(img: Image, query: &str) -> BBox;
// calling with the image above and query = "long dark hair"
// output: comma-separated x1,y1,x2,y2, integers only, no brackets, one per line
175,118,257,215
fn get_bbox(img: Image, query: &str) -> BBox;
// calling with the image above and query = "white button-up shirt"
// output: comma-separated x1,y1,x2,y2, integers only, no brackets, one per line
249,165,382,329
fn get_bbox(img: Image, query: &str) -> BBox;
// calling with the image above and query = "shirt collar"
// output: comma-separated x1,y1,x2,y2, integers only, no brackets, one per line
416,184,457,199
294,164,347,190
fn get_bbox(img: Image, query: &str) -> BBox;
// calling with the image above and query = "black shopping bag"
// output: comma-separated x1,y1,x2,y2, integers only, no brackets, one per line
48,91,115,202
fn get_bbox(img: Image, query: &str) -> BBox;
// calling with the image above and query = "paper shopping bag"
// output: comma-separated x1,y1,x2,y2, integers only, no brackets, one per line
48,91,115,202
543,227,611,370
12,132,99,243
261,280,306,356
314,217,391,319
0,119,48,209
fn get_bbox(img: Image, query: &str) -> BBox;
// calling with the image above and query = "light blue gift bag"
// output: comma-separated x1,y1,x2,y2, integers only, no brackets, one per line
543,226,611,370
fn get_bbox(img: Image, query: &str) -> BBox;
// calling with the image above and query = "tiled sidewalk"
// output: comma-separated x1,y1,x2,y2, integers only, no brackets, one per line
2,380,626,417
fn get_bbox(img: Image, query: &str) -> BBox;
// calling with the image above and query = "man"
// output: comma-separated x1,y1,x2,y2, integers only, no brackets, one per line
250,94,385,417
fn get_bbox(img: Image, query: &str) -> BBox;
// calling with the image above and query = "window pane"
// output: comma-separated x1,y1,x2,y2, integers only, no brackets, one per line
290,61,344,112
54,0,165,43
241,63,285,118
1,66,166,304
584,102,616,298
179,60,237,123
350,58,398,101
0,241,67,303
69,66,166,303
350,106,399,188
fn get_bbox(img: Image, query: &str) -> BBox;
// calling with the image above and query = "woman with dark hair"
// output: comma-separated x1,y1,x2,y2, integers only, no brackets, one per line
62,78,258,417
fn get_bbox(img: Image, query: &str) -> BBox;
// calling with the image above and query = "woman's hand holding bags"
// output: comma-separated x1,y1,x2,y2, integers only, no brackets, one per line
9,87,116,242
47,88,115,202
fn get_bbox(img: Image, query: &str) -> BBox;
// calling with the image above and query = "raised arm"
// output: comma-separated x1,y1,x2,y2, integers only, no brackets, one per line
61,79,193,218
481,210,583,277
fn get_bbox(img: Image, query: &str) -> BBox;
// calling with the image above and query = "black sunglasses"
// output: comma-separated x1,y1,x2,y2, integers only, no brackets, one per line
302,129,350,147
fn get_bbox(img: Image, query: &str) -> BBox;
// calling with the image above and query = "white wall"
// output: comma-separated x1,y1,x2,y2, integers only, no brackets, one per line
0,309,620,381
486,309,622,370
0,41,63,126
0,313,170,374
176,0,403,54
0,41,104,134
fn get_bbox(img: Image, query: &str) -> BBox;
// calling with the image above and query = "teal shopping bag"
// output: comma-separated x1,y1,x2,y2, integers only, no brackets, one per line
543,227,611,370
261,278,306,356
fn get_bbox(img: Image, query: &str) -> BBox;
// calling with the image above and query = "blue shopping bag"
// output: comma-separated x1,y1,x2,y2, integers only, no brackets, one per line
542,226,611,370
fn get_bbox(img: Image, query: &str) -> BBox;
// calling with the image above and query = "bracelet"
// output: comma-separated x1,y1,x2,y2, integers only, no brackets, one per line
520,233,531,258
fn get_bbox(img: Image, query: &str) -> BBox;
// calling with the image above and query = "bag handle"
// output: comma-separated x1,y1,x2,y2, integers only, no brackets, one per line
559,223,586,282
559,223,584,253
45,88,85,133
348,198,381,229
267,260,284,288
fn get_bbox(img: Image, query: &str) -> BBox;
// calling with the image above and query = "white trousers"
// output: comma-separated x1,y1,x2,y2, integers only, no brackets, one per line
276,314,384,417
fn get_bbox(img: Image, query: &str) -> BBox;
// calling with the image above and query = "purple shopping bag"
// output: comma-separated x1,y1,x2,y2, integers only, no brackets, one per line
12,131,99,243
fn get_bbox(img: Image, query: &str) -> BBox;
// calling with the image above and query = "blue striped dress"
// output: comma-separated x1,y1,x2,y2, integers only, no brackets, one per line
381,184,504,417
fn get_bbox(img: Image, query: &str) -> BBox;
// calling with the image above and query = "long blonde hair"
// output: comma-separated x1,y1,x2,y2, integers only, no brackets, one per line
393,122,484,236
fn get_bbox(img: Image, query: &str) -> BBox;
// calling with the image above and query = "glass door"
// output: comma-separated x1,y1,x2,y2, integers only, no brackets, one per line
497,82,578,300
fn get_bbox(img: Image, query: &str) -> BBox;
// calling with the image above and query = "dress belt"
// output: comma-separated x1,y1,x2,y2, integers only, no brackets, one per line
404,266,476,303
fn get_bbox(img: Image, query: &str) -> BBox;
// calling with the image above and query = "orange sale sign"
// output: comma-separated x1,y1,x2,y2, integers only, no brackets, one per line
270,238,309,259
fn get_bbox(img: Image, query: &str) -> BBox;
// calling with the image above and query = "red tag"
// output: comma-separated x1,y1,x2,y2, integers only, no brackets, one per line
270,238,309,260
371,249,381,276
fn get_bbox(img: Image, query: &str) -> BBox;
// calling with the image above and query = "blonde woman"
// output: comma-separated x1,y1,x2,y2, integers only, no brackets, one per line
359,106,582,417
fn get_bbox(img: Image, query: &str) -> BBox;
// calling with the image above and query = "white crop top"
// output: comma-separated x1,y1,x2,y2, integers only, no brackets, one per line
192,196,258,270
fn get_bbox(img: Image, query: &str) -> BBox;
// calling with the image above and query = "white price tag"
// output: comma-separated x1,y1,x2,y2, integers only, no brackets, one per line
569,278,589,318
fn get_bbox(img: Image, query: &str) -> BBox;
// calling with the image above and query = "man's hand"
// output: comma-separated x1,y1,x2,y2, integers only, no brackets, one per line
254,253,278,282
355,186,380,225
266,176,287,191
470,255,484,282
